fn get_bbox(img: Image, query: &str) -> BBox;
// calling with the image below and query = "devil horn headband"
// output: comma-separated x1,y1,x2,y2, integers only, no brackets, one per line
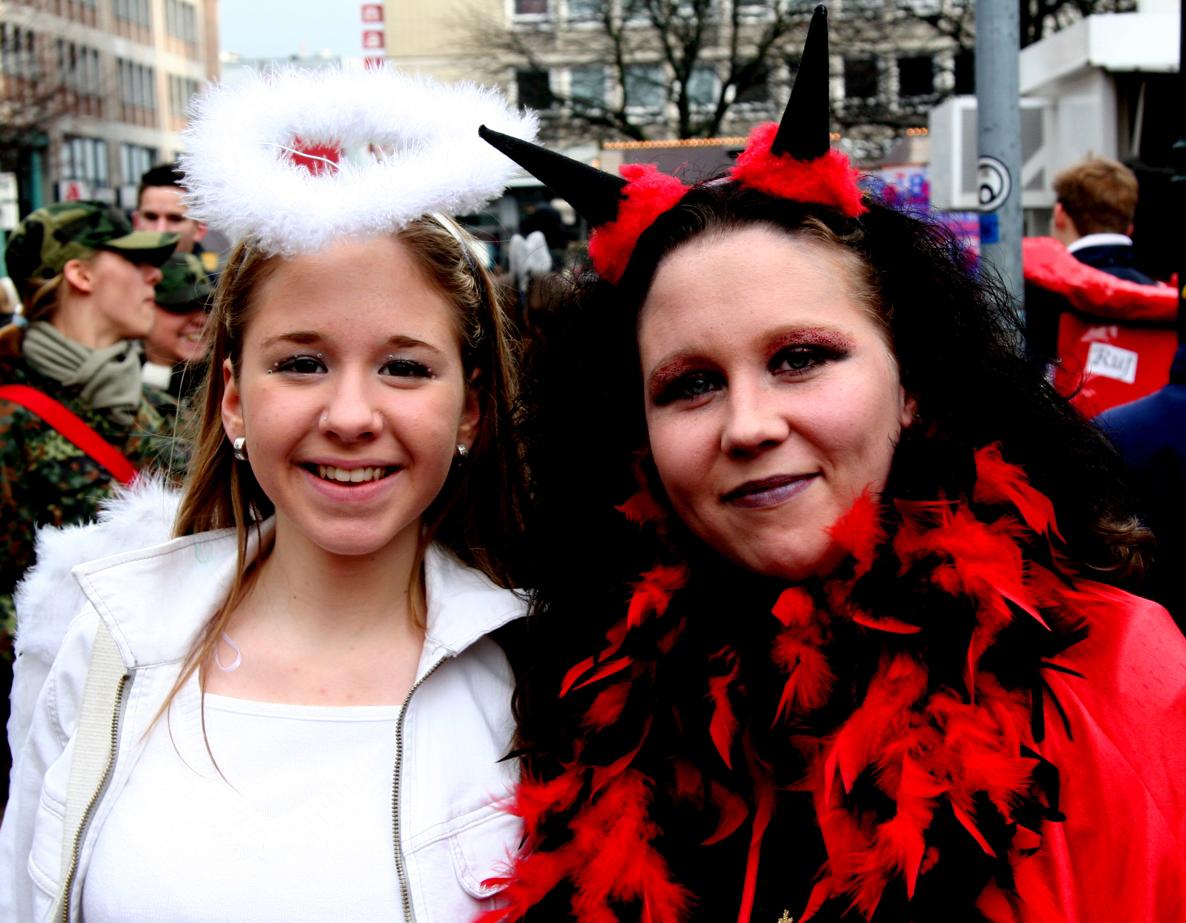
480,4,864,283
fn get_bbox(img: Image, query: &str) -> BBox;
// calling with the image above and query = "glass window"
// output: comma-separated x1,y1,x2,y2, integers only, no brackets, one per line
897,55,934,97
570,66,606,108
514,0,549,14
516,69,555,110
954,49,974,94
62,135,109,185
567,0,604,19
624,64,665,110
686,66,717,109
735,64,770,104
844,57,878,99
121,142,157,184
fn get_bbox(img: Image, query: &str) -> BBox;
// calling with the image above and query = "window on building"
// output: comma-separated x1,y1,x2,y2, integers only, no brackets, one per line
56,40,103,99
514,0,549,15
117,58,157,110
624,64,665,111
1,24,40,81
165,0,199,43
570,65,606,109
735,64,770,105
61,135,109,186
114,0,152,26
623,0,649,21
954,49,974,94
686,66,717,109
169,73,200,119
897,55,934,97
844,57,878,100
120,143,158,185
516,69,555,110
567,0,604,20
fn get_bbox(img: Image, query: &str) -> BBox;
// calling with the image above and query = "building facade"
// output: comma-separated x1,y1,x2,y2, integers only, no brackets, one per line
382,0,977,162
0,0,219,214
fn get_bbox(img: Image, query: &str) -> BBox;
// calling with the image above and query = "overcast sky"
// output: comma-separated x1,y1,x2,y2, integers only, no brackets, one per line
219,0,366,59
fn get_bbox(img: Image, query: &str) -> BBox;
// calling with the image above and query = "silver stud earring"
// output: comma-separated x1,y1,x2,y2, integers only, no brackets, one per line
456,443,469,459
232,436,248,461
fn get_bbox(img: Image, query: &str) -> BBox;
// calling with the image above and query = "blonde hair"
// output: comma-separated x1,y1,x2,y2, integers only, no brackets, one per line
165,217,525,713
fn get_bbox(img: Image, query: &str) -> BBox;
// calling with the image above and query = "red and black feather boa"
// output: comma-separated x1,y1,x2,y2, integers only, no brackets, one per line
482,445,1092,923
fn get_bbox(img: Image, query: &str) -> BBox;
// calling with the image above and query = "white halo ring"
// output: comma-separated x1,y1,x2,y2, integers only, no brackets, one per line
179,66,538,257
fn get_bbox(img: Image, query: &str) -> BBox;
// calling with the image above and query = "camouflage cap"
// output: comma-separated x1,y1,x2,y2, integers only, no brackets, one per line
4,200,178,289
155,253,214,312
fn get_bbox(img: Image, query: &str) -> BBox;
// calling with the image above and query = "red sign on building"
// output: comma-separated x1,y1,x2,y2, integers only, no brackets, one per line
362,29,386,50
362,4,384,23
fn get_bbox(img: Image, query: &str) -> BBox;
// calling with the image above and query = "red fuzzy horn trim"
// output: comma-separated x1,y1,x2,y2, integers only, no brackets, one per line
588,163,689,284
730,122,866,218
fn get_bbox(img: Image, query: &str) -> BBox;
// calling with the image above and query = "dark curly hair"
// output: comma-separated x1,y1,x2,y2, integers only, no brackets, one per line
513,181,1151,750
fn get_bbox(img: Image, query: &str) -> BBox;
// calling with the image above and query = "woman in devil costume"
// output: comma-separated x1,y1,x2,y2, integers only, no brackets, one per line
476,7,1186,923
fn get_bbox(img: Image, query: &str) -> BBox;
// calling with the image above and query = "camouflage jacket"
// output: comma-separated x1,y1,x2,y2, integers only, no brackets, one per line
0,330,189,655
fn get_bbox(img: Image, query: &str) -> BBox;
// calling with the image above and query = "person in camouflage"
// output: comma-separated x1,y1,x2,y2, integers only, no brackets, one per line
140,252,213,400
0,201,183,798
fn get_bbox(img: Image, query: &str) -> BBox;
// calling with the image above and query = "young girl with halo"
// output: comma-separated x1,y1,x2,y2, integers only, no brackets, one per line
1,67,535,922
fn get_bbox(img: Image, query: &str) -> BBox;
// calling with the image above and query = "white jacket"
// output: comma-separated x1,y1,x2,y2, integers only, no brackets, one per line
0,488,527,923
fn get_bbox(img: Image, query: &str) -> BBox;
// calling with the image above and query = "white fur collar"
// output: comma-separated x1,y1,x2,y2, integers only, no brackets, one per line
13,478,181,663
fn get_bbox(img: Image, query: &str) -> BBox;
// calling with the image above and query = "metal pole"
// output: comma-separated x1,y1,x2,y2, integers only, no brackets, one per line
975,0,1024,316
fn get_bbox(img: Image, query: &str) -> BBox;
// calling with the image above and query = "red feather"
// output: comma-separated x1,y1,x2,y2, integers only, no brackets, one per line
772,627,834,718
851,611,922,635
560,620,631,695
730,122,866,217
627,564,690,628
873,757,942,898
826,655,927,797
702,781,749,846
708,648,741,769
584,681,630,729
589,164,689,283
827,489,884,576
772,585,815,627
738,767,777,923
973,443,1064,540
671,760,704,805
616,489,667,525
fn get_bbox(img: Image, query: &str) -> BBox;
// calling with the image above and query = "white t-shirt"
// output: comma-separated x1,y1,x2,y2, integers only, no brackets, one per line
83,676,404,921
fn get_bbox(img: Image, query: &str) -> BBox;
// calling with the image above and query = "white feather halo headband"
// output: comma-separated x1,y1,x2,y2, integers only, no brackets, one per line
179,66,538,256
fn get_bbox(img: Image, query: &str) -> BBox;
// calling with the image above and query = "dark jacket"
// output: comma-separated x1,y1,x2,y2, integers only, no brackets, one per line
1096,344,1186,632
1071,242,1157,286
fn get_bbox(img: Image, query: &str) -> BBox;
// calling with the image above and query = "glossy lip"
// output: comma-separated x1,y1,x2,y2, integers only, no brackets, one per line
721,473,817,510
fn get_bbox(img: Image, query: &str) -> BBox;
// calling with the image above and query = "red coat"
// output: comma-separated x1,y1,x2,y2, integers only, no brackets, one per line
1022,237,1179,418
981,583,1186,921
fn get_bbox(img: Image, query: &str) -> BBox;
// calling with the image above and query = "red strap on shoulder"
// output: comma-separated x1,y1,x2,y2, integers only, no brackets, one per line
0,383,138,485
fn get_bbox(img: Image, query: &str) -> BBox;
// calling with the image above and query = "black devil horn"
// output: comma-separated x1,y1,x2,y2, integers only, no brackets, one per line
771,5,832,160
479,125,628,228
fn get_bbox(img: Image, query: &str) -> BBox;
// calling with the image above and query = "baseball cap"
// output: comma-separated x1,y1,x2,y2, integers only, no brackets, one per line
155,253,214,313
4,201,178,290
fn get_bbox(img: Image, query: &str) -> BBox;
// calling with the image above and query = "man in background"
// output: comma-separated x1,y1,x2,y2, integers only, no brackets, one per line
1050,156,1156,285
141,252,212,400
133,162,207,257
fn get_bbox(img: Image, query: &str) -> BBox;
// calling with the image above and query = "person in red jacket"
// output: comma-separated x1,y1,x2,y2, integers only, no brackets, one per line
477,8,1186,922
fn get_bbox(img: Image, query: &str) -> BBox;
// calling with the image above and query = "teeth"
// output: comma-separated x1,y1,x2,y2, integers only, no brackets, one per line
317,465,387,483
